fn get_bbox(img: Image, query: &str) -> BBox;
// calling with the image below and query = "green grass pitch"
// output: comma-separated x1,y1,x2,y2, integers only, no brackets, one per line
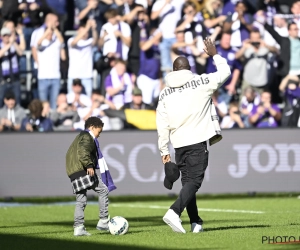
0,197,300,250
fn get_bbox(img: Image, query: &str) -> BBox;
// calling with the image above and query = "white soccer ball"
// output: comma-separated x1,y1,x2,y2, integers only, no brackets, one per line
108,216,129,235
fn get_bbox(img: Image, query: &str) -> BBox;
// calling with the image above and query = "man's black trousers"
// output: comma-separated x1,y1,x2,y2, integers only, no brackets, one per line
170,141,209,225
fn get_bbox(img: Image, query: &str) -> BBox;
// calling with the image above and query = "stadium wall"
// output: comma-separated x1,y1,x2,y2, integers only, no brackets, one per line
0,129,299,197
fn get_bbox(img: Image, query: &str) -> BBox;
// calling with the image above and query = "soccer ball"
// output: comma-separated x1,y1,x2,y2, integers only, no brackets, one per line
108,216,129,235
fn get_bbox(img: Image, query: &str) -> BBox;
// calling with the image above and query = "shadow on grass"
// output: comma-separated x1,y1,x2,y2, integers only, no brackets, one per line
268,245,300,250
0,233,158,250
0,233,221,250
5,217,255,230
25,216,166,229
205,225,270,232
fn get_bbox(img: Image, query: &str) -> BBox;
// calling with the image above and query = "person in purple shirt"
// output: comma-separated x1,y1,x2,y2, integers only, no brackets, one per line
206,32,242,104
222,0,238,16
240,86,260,127
279,75,300,106
105,59,133,110
223,1,254,48
279,75,300,127
137,28,162,105
249,90,281,128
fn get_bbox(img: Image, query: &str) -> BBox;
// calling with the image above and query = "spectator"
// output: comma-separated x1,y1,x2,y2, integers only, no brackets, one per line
221,102,245,129
273,15,288,37
291,0,300,37
279,75,300,127
76,0,113,33
117,0,145,23
171,30,201,74
240,86,260,127
176,1,208,56
2,21,26,51
236,29,277,94
30,13,60,72
120,87,153,129
126,4,148,76
249,90,281,128
50,93,80,131
263,21,300,79
45,0,68,34
2,21,27,80
17,0,49,50
0,27,23,107
105,59,133,110
253,11,280,48
201,0,226,35
0,91,26,131
21,99,53,132
151,0,185,75
67,19,97,97
35,20,66,110
137,29,162,105
74,89,116,131
67,78,92,109
206,32,242,104
223,1,254,48
256,0,280,26
222,0,239,16
122,87,153,110
99,9,132,61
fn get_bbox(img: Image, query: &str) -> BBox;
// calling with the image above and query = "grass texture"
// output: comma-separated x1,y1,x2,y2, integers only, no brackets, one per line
0,197,300,250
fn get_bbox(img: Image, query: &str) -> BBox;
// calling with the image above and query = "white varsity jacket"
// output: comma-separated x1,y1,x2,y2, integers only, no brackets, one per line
156,54,231,156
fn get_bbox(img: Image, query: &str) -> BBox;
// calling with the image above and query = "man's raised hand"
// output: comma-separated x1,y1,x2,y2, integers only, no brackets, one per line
203,37,217,57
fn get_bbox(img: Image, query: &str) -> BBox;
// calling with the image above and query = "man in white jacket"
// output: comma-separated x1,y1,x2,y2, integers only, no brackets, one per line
156,38,231,234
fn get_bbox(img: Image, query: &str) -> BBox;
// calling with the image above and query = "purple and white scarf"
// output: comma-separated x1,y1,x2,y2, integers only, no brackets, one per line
0,42,19,76
87,130,116,192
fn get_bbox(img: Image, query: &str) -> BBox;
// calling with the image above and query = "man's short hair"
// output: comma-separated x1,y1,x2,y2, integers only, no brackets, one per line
104,9,118,20
183,1,197,11
114,59,127,66
78,18,88,28
250,29,261,37
229,102,239,109
243,86,255,94
92,89,102,96
235,0,247,7
85,116,104,129
73,78,82,86
288,22,297,30
28,99,43,118
262,89,272,95
4,91,15,100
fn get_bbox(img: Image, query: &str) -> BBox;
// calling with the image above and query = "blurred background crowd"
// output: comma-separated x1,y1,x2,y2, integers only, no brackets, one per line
0,0,299,132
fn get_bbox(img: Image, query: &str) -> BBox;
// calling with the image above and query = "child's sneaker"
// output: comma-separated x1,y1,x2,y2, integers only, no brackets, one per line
74,225,91,236
96,217,110,231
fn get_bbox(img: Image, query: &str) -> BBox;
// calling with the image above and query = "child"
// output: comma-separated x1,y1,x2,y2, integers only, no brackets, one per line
66,116,115,236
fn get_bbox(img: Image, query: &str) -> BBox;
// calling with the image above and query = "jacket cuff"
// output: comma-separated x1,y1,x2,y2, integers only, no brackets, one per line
86,164,94,169
212,54,222,61
213,54,227,65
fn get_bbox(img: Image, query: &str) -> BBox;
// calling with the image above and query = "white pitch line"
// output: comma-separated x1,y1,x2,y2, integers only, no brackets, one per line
110,204,265,214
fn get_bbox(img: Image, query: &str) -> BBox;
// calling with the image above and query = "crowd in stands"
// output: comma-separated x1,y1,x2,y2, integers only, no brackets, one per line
0,0,299,132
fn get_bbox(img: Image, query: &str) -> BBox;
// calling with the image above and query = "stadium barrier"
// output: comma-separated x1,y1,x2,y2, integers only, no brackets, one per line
0,129,299,197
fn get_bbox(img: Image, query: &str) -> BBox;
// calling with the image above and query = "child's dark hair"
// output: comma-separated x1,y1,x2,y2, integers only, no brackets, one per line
84,117,104,129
